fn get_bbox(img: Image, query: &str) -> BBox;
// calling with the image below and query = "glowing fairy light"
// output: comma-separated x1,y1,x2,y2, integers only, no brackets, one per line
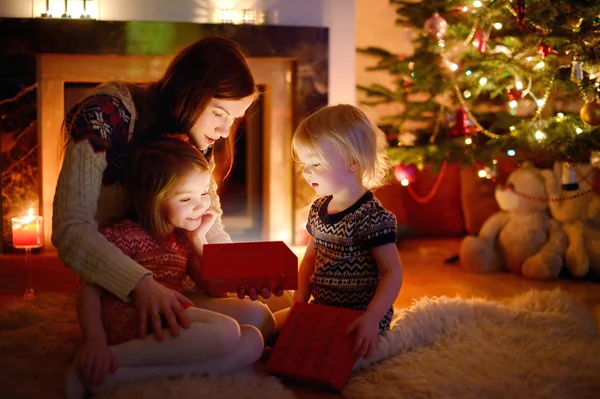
400,179,409,187
575,127,583,134
478,169,487,178
515,81,523,90
509,100,518,108
493,22,502,29
535,131,546,141
507,149,516,156
465,137,473,145
464,90,472,98
479,77,488,86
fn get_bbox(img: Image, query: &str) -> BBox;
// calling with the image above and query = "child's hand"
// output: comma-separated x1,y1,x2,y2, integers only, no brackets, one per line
184,209,217,244
346,311,380,359
196,208,218,237
75,338,119,387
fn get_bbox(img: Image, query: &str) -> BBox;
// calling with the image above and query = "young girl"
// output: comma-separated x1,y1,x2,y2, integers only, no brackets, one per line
67,138,264,398
276,104,403,360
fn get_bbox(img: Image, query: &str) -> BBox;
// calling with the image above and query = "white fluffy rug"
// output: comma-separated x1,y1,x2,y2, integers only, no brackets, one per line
1,290,599,399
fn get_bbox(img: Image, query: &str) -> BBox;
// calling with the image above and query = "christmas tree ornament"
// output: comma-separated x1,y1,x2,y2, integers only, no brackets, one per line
423,13,448,40
590,151,600,169
537,43,552,59
472,28,487,53
449,106,471,137
561,162,579,191
570,56,583,82
516,0,525,30
507,88,523,101
580,101,600,126
393,164,417,184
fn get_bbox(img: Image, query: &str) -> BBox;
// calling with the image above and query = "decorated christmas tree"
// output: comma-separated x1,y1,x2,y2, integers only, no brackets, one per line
359,0,600,186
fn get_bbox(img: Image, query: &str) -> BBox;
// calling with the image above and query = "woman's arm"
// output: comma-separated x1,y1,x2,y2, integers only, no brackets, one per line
53,135,151,301
293,236,316,303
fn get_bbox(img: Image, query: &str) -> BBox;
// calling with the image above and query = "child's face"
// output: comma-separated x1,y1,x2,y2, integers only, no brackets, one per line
161,169,211,232
296,143,357,197
189,96,255,151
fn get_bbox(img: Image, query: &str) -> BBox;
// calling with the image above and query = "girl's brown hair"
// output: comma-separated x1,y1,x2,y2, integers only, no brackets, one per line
126,137,210,242
138,36,258,177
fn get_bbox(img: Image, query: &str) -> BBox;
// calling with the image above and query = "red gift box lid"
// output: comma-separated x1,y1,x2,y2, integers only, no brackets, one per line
267,302,362,393
201,241,298,292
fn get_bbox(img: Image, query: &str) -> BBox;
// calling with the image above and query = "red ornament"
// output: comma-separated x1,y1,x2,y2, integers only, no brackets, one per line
394,164,418,184
424,13,448,39
537,43,552,59
450,107,472,136
507,88,523,101
472,28,487,53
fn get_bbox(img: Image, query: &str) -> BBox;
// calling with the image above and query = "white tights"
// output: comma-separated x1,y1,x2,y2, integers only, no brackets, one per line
66,292,288,398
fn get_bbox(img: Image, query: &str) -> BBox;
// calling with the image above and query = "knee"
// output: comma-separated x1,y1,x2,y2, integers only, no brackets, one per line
237,300,276,342
239,325,264,362
210,315,243,355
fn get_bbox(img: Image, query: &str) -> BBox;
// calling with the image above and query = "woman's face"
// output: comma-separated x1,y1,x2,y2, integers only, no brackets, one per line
189,96,255,151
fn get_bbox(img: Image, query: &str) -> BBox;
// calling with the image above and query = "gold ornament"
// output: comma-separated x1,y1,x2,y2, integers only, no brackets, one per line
580,101,600,126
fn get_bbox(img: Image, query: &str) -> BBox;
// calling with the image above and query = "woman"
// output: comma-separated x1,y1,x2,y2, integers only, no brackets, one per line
52,36,285,343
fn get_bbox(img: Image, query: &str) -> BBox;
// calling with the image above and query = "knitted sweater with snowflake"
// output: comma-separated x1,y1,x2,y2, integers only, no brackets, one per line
52,82,230,301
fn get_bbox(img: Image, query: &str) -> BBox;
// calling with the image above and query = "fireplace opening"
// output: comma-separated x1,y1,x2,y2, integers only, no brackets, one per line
64,82,266,242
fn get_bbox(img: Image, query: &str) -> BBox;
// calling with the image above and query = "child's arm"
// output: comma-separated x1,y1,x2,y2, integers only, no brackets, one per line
293,236,317,303
366,243,403,319
75,282,119,386
348,242,402,359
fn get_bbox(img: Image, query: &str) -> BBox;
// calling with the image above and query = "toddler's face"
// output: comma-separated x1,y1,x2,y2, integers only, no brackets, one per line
296,143,357,197
161,169,211,232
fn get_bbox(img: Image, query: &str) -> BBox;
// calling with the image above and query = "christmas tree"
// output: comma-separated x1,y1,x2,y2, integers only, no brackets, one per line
359,0,600,183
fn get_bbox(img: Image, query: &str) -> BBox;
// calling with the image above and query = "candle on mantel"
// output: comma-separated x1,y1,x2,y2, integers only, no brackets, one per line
11,208,44,249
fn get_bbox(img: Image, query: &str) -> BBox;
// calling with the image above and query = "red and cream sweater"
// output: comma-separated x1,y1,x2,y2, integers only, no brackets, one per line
52,82,231,301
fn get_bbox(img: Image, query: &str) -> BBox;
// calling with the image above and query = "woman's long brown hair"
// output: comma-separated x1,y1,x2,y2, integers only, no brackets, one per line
138,36,257,178
63,36,257,179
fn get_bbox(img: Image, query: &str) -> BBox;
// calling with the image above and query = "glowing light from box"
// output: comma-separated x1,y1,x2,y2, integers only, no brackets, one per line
277,230,291,244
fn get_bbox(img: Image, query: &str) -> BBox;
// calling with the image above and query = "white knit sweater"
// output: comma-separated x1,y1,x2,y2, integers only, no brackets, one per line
51,83,231,301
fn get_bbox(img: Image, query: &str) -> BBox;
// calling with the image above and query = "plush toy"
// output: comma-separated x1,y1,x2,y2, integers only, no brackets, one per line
540,162,600,277
459,162,567,279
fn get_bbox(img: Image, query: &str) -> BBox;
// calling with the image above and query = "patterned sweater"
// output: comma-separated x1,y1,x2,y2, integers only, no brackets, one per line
52,82,231,302
100,220,190,344
307,191,397,332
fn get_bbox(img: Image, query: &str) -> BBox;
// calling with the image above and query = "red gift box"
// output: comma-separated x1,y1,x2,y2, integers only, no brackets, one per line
267,302,362,392
201,241,298,293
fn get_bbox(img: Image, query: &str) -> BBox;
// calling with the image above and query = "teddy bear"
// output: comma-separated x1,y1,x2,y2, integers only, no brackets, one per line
459,162,567,279
540,162,600,277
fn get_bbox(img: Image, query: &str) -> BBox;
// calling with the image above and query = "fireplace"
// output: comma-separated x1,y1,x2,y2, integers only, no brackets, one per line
37,54,295,249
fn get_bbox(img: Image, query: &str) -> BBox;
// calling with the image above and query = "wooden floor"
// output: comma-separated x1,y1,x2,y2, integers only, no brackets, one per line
1,238,599,398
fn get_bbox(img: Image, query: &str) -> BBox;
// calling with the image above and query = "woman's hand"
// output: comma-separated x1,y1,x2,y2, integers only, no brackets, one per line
347,311,380,359
75,338,119,387
133,275,193,340
237,287,285,301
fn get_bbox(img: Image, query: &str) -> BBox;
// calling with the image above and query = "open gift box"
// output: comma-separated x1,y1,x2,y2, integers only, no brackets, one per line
267,302,362,392
201,241,298,293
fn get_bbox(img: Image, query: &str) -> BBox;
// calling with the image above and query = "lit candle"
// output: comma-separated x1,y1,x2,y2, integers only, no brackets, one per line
11,208,44,249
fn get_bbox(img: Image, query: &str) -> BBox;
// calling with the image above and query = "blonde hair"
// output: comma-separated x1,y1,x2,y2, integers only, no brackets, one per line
292,104,390,189
126,137,210,242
